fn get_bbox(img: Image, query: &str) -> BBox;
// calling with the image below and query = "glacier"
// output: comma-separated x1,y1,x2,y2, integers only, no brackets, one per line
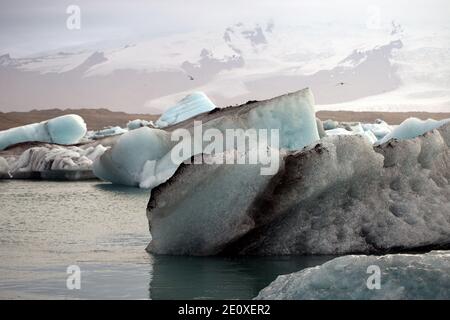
154,92,217,128
147,120,450,255
255,251,450,300
94,88,320,188
0,114,87,150
378,117,450,145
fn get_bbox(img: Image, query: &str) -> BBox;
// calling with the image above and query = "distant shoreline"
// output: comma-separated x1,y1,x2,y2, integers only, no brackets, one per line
1,108,449,131
316,110,450,125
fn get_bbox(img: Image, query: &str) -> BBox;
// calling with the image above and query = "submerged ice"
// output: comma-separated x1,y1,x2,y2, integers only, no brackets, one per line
255,251,450,300
0,115,87,150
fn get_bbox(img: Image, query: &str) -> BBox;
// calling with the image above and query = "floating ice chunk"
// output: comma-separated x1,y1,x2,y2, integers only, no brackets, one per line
9,144,107,173
155,92,217,128
325,125,377,144
93,127,174,187
323,119,338,130
362,120,392,140
378,117,450,145
255,251,450,300
0,115,87,150
46,115,87,145
127,119,153,130
87,126,127,139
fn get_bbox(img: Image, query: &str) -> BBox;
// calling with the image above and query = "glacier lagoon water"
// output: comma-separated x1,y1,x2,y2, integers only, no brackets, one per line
0,180,333,299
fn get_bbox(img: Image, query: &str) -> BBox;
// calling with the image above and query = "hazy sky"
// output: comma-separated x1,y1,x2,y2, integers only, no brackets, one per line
1,0,449,113
1,0,449,56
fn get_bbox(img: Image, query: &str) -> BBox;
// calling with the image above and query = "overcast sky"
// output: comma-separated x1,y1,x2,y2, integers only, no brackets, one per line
1,0,449,56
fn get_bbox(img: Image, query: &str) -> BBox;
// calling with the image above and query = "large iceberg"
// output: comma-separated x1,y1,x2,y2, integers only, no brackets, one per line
378,117,449,145
147,121,450,255
94,88,320,188
255,251,450,299
155,92,217,128
0,115,87,150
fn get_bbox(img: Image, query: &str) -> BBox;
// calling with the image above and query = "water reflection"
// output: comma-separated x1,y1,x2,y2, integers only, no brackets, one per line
1,180,334,300
93,182,149,195
149,255,334,300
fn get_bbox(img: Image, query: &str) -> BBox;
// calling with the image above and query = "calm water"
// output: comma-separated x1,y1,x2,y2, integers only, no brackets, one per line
0,180,332,299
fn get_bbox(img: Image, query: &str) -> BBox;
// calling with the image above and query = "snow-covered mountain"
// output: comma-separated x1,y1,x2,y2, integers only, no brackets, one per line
1,21,449,113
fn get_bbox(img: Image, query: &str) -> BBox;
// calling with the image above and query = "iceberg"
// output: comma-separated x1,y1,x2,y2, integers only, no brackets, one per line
95,88,320,188
86,126,127,139
362,119,392,140
325,124,378,144
323,119,338,130
8,144,107,175
255,251,450,300
378,117,450,145
127,119,153,130
147,121,450,255
0,114,87,150
155,92,217,128
93,127,175,187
